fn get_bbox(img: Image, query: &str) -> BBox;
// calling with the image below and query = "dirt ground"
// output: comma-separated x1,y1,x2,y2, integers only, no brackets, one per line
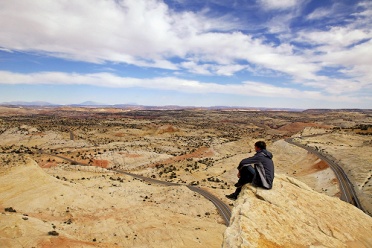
1,107,371,246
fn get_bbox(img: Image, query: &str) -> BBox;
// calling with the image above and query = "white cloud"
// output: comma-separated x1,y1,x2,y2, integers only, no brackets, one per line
291,1,372,96
0,70,362,104
0,0,239,66
297,26,371,48
178,31,321,81
213,64,247,76
355,1,372,19
0,0,371,103
295,25,372,94
0,0,317,78
180,61,212,75
306,8,332,20
0,0,183,65
180,60,246,76
258,0,298,10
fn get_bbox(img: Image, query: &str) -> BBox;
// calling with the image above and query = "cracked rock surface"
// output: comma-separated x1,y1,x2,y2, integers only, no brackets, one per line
223,175,372,248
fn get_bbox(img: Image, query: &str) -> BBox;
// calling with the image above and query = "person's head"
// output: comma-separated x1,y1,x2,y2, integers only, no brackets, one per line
254,141,266,151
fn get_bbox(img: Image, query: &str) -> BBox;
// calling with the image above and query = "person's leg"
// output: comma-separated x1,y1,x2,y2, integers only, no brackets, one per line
235,165,255,187
234,186,241,195
226,166,255,200
225,186,241,200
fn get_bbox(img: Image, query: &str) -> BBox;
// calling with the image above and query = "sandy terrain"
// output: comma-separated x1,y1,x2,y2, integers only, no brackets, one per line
1,107,371,246
0,156,225,247
294,132,372,215
271,140,340,197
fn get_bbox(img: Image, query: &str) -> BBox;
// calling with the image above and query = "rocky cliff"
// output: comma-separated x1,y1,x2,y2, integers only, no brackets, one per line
223,175,372,248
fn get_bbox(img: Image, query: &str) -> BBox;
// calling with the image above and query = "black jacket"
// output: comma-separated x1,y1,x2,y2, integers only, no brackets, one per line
238,149,274,189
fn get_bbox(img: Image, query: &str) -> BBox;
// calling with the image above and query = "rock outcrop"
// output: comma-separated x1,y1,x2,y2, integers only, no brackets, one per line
223,175,372,248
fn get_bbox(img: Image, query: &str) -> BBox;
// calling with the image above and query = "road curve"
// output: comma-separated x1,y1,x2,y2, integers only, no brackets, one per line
187,185,231,226
113,169,231,226
285,138,364,212
112,169,180,186
40,151,232,226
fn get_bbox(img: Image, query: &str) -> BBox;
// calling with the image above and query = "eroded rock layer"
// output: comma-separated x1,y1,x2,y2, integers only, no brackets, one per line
223,175,372,248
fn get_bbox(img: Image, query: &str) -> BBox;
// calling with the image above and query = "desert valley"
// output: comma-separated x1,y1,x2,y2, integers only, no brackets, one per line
0,106,371,247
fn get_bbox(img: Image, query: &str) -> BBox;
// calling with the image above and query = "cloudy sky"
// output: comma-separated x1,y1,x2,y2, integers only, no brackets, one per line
0,0,371,108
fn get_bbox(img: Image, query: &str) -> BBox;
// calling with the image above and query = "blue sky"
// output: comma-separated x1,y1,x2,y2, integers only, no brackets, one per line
0,0,371,108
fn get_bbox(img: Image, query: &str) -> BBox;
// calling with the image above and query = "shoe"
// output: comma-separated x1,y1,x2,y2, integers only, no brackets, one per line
234,182,243,187
225,193,237,200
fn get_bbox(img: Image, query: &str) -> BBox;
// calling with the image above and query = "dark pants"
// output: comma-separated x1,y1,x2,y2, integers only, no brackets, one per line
233,165,255,196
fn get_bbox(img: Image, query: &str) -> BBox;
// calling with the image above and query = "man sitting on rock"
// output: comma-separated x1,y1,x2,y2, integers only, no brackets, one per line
226,141,275,200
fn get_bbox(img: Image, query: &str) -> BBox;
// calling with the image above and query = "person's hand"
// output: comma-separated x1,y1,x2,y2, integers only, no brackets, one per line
237,171,240,178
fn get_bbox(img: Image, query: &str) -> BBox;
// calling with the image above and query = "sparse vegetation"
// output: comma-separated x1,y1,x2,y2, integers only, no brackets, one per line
4,207,16,213
1,108,371,188
48,230,59,236
1,107,371,246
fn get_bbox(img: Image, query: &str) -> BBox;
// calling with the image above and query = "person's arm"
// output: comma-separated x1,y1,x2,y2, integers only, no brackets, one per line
237,153,260,169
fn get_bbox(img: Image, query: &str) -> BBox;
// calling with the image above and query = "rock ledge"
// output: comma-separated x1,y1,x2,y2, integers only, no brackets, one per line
223,175,372,248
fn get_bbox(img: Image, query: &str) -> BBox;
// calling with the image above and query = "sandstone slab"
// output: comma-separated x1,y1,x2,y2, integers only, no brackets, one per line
223,175,372,248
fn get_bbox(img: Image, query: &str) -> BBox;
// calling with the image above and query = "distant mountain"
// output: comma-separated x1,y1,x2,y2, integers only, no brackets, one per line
112,103,139,107
0,101,58,106
72,101,106,106
303,109,371,114
208,106,304,112
0,101,310,112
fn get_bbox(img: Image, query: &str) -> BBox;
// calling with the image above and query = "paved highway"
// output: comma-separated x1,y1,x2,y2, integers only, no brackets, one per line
187,185,231,226
285,138,364,212
112,169,180,186
40,151,232,226
113,169,231,226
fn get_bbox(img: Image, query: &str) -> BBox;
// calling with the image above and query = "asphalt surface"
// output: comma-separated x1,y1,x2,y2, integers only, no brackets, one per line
113,169,232,226
40,151,232,226
187,185,231,226
285,138,364,211
39,135,366,225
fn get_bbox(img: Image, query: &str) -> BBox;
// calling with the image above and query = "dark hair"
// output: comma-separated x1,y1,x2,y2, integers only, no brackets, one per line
255,141,266,150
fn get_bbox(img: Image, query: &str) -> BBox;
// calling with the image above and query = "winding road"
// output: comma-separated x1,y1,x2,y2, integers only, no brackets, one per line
41,136,366,225
41,151,232,226
112,169,231,226
186,185,231,226
285,138,364,212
